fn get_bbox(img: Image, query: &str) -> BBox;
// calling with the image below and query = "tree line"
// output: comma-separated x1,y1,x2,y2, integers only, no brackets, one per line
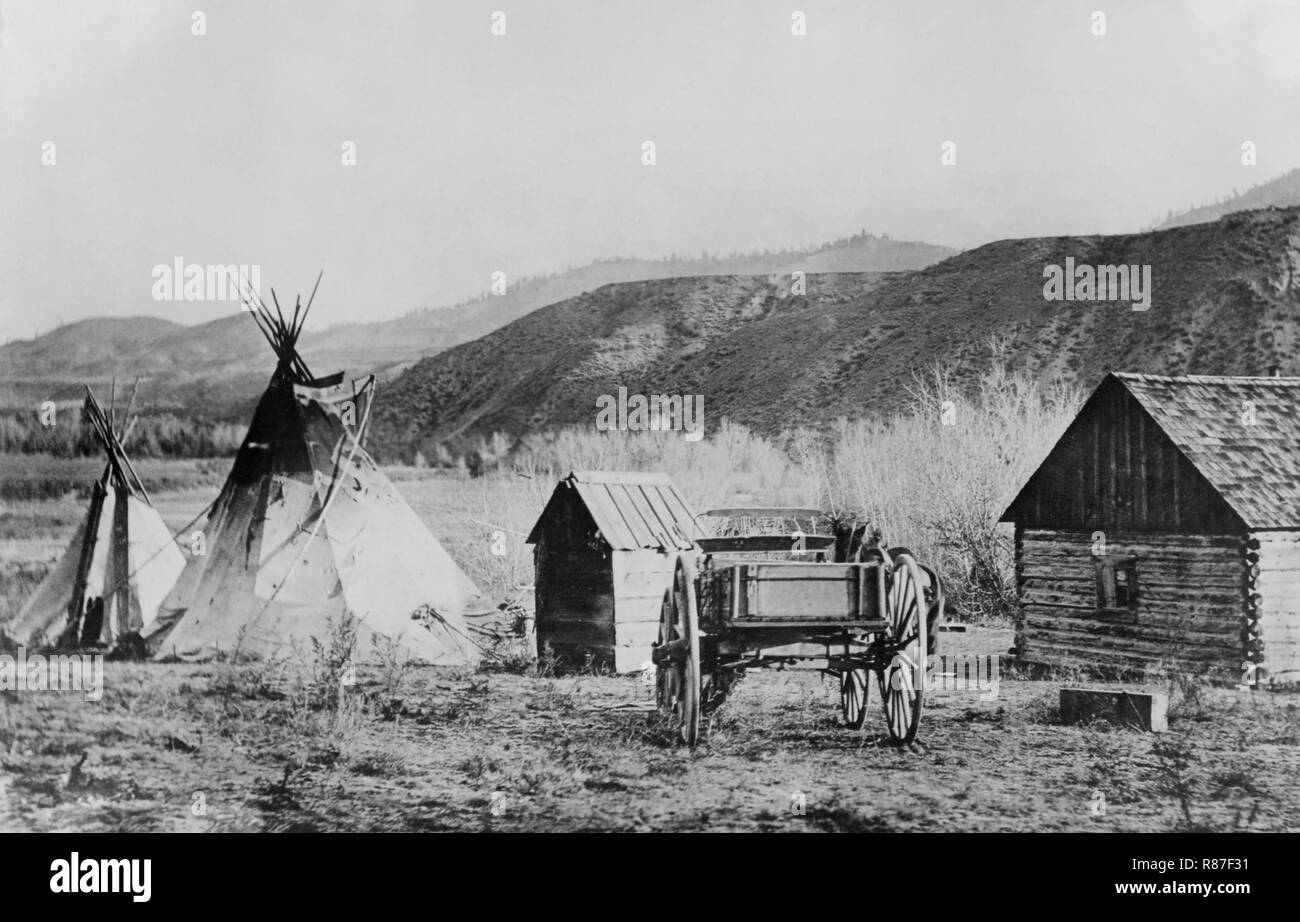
0,410,245,458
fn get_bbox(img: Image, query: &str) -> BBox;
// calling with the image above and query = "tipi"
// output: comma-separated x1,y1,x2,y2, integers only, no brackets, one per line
7,384,186,650
146,278,485,665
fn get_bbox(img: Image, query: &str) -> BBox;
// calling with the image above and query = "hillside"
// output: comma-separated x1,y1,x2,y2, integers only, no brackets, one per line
369,206,1300,461
0,234,953,416
1156,168,1300,230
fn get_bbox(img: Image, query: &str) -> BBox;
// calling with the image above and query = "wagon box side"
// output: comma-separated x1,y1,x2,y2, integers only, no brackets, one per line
703,562,887,625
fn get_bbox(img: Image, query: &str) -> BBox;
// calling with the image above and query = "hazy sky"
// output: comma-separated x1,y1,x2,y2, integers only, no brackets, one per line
2,0,1298,340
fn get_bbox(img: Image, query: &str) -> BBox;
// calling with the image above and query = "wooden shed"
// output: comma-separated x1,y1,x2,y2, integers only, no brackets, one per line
527,471,704,673
1001,372,1300,684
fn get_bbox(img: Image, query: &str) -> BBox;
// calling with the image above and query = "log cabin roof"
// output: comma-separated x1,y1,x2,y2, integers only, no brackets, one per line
526,470,704,551
1003,372,1300,530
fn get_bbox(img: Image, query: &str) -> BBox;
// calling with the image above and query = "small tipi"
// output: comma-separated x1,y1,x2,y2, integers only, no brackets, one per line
8,384,186,649
146,278,485,664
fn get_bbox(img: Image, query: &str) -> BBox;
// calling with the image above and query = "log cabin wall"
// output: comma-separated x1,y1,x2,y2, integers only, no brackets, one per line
1005,373,1300,680
1254,531,1300,685
1017,528,1246,673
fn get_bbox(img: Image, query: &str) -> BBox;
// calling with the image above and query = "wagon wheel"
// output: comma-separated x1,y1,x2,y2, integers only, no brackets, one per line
918,562,945,657
839,667,869,729
886,547,944,657
655,555,701,746
874,552,928,746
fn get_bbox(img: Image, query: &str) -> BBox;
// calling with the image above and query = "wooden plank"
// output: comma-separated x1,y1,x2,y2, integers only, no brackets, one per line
612,547,672,570
742,573,866,620
539,620,614,645
1025,627,1239,661
612,570,673,596
1060,688,1168,731
614,620,661,648
1257,573,1300,594
1029,632,1234,665
537,594,614,622
1020,544,1245,561
1022,530,1241,548
1025,613,1239,644
614,593,662,625
620,483,667,548
639,485,691,548
575,481,640,550
727,618,888,630
697,535,836,554
703,507,826,519
1021,564,1243,585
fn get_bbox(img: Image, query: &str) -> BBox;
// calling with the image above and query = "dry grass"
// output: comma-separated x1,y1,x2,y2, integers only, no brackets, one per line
1,626,1296,832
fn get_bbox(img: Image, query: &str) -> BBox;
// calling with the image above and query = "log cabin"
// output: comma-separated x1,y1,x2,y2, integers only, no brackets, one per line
1001,372,1300,684
527,471,703,673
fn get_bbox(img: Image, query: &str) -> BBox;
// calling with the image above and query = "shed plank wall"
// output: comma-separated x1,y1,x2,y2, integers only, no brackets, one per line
612,549,675,672
533,488,618,667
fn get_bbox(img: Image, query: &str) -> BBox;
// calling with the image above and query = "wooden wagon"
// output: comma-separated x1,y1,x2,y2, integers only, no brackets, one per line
651,508,944,747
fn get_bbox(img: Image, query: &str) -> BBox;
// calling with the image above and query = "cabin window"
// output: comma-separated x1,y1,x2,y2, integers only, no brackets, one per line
1095,556,1138,614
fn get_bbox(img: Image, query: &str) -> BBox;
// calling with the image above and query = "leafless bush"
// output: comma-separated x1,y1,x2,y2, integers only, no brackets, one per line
798,340,1080,621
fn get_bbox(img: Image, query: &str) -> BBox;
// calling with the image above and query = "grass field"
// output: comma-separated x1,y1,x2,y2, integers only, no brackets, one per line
2,453,1297,832
1,628,1296,832
0,460,547,621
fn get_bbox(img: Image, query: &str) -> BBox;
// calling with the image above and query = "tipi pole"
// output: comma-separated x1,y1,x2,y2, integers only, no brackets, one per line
85,387,152,504
107,377,116,437
108,482,132,642
120,377,141,441
300,270,323,333
67,480,107,643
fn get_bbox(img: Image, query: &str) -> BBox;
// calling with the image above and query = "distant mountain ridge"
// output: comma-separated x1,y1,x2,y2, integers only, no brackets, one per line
1155,168,1300,230
368,206,1300,461
0,233,954,416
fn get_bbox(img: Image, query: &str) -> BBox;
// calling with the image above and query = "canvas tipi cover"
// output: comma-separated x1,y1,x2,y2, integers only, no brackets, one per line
147,287,484,664
8,389,186,648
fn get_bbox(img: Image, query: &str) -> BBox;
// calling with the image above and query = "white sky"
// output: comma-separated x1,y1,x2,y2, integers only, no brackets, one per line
1,0,1298,340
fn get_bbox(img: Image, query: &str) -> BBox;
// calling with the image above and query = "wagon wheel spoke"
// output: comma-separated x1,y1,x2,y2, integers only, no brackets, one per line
840,667,869,730
655,554,701,747
894,631,921,650
877,553,927,746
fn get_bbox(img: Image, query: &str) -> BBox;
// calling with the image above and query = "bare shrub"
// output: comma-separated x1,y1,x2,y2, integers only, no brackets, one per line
798,340,1080,621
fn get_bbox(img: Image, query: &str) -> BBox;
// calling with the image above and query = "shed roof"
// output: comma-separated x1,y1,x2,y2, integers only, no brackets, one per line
526,470,704,551
1110,373,1300,529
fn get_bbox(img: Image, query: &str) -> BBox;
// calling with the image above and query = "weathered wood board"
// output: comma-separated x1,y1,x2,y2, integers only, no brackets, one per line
1059,687,1168,731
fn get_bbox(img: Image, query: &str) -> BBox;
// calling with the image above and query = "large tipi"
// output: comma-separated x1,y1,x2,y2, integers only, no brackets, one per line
7,385,186,649
146,279,485,664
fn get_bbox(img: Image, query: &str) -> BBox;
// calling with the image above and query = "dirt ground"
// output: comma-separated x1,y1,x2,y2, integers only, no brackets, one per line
3,473,1297,832
2,627,1296,833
